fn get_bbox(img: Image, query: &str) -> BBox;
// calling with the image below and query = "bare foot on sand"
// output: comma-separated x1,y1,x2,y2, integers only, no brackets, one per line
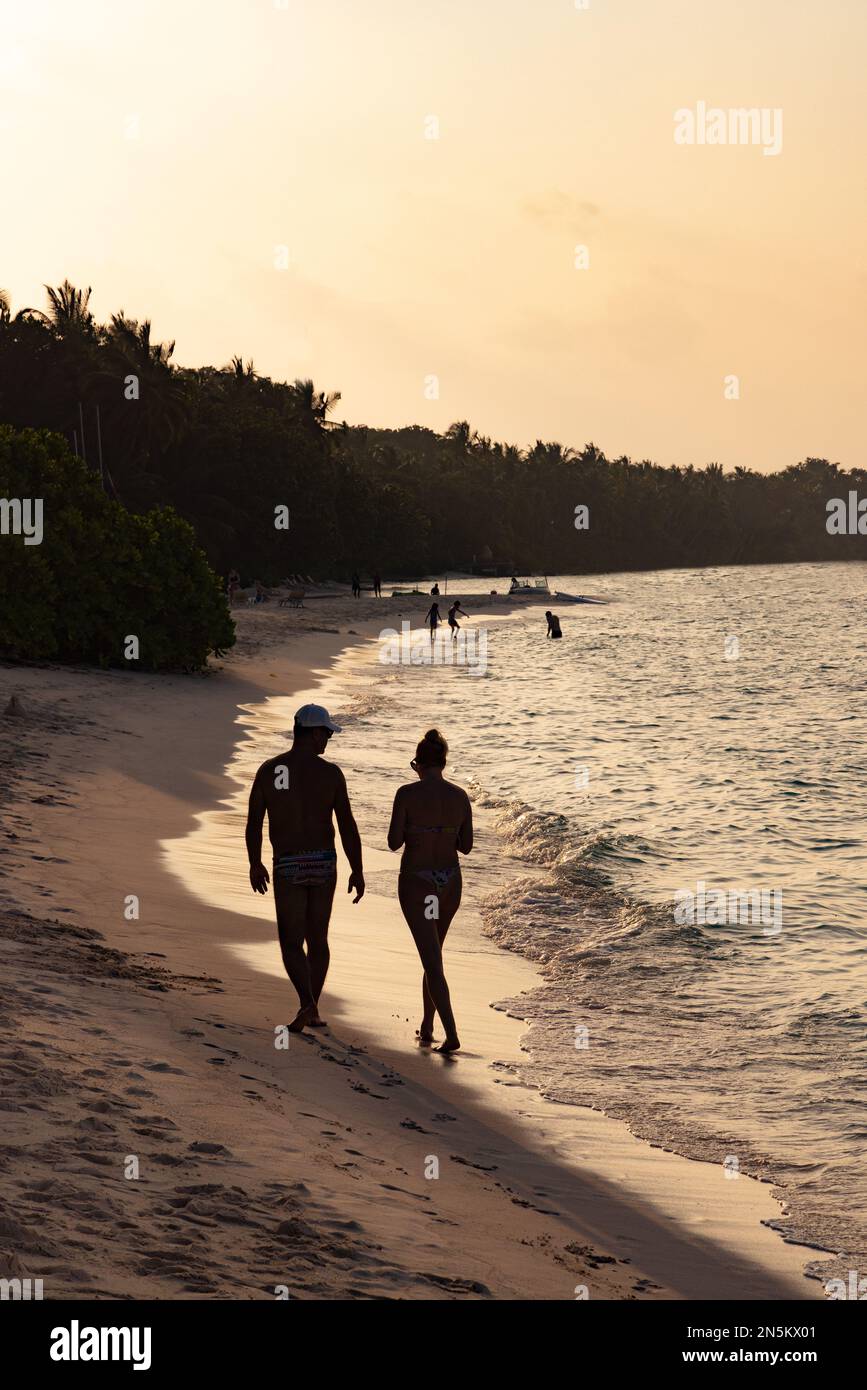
288,1004,317,1033
416,1026,434,1046
309,1010,328,1028
435,1036,461,1054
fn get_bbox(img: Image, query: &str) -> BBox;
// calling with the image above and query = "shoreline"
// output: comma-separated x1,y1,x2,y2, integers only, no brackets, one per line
0,598,823,1298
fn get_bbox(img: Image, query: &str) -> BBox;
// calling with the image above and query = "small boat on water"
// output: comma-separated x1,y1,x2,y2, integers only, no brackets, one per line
507,576,551,596
507,576,607,604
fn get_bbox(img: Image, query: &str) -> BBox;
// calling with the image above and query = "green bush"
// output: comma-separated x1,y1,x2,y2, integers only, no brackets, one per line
0,426,234,669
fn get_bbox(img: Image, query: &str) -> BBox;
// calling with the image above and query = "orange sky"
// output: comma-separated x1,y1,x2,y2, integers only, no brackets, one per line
2,0,864,471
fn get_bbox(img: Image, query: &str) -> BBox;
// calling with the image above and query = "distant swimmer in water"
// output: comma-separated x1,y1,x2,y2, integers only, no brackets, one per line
387,729,473,1054
447,600,468,637
545,610,562,639
245,703,365,1034
424,601,442,639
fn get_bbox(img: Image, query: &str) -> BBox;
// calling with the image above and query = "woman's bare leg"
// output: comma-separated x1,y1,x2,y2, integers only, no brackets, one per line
399,875,461,1051
420,904,459,1039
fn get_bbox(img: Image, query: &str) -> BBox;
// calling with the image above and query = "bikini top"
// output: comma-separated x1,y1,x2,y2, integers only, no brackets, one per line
408,823,458,835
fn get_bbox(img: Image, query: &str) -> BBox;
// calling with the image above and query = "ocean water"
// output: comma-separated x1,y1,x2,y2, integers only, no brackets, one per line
315,562,867,1275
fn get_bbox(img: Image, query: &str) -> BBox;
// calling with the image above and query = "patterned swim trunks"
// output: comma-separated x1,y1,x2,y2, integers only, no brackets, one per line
274,850,338,885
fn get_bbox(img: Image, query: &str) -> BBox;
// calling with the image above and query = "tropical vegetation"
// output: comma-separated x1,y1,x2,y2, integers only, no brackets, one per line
1,282,864,591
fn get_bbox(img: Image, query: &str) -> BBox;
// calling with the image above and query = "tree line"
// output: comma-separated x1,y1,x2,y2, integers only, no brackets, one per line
2,281,864,591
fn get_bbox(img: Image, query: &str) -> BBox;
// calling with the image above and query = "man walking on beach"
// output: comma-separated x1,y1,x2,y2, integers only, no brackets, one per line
245,703,365,1032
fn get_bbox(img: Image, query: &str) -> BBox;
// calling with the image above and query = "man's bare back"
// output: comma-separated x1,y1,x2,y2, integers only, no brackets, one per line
252,750,347,858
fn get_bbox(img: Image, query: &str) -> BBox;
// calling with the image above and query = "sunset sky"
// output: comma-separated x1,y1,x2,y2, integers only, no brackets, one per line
2,0,864,471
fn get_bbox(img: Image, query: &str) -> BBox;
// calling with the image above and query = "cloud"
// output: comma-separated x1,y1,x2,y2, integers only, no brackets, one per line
520,191,600,227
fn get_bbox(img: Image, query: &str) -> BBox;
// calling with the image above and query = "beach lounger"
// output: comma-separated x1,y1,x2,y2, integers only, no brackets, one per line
279,587,306,608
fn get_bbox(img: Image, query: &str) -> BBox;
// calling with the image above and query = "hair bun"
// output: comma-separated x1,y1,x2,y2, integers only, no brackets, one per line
415,728,448,768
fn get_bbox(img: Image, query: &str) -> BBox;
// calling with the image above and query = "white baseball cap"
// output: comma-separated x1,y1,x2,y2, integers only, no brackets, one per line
294,702,341,733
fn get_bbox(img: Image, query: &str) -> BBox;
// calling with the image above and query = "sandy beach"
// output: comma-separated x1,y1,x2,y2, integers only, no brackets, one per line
0,595,822,1300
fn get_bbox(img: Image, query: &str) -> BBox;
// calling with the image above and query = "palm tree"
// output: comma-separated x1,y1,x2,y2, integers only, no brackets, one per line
93,313,188,503
291,377,341,429
229,355,257,382
445,420,477,452
38,279,96,338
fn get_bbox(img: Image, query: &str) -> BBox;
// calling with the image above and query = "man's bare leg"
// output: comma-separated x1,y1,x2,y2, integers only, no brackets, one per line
275,882,317,1031
305,877,336,1025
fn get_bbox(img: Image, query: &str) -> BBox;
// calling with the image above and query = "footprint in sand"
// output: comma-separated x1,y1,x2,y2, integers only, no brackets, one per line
423,1273,491,1296
82,1098,136,1114
349,1081,387,1099
507,1191,559,1215
450,1154,499,1173
76,1116,116,1133
378,1183,430,1201
317,1050,356,1068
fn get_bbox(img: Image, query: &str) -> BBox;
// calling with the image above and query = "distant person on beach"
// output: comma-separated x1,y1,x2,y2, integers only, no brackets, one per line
387,729,473,1053
424,601,441,639
227,569,240,606
245,703,365,1034
351,571,361,598
430,582,440,596
509,576,520,592
545,610,562,639
373,570,382,597
447,600,468,636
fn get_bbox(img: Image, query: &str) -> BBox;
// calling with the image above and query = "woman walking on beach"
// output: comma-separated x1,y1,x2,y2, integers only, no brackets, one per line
387,729,473,1053
424,601,441,640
